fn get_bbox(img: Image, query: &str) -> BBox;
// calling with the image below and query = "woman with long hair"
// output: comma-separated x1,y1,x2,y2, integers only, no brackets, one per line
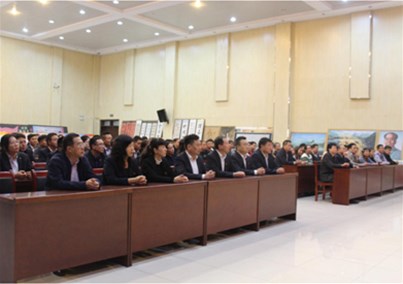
0,134,32,180
141,138,188,183
103,135,147,185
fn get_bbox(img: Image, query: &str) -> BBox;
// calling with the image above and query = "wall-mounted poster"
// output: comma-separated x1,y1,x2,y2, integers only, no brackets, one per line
120,121,136,137
134,120,142,136
235,132,272,144
378,130,403,160
195,119,205,139
188,119,197,135
31,125,67,134
0,124,20,136
327,130,376,151
139,122,147,137
203,126,236,140
156,122,164,138
290,132,327,155
145,122,153,138
180,119,189,139
173,120,182,139
150,122,158,138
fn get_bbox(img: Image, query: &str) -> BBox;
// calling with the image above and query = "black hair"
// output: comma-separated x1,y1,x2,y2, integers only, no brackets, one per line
384,145,392,150
346,143,356,150
81,135,90,143
1,134,15,154
327,143,337,151
111,135,134,169
62,133,80,152
259,137,272,148
235,136,247,147
101,131,112,137
184,134,200,148
214,136,225,150
311,144,318,148
133,135,142,142
38,134,47,143
89,135,102,149
46,132,58,143
376,144,384,150
362,147,370,154
28,133,38,141
141,138,166,159
282,139,292,147
12,133,26,140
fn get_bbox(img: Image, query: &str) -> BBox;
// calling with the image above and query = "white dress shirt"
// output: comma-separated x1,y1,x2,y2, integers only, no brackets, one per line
217,150,227,171
7,153,19,173
186,151,199,174
70,161,80,182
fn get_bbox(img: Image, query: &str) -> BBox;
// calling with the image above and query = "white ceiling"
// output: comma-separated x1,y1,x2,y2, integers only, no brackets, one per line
0,0,402,55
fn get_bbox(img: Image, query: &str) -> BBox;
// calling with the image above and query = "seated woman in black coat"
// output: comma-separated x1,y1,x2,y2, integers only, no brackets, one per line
141,138,188,183
103,135,147,186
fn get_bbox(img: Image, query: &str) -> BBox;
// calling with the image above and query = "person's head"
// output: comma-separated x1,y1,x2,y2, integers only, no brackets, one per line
235,136,249,155
384,145,392,155
38,134,47,147
111,135,135,163
81,135,90,151
201,140,207,151
46,133,58,149
133,135,142,151
347,143,358,154
338,144,347,155
183,134,201,156
305,145,312,155
384,132,398,148
144,138,167,159
28,134,39,147
311,144,319,154
1,134,19,156
370,149,375,157
282,140,292,152
12,133,27,152
274,142,281,152
102,132,113,147
296,145,305,156
206,139,214,150
214,136,231,154
249,141,257,153
229,140,234,149
89,135,105,155
172,138,180,150
327,143,338,155
376,144,384,154
362,148,370,158
57,136,64,152
165,140,175,157
259,138,273,155
63,133,85,159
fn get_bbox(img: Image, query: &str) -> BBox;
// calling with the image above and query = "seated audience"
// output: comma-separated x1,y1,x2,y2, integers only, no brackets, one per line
81,135,91,152
384,146,398,165
205,137,246,178
200,140,211,161
276,140,303,166
300,145,313,164
27,133,39,151
335,144,352,166
0,134,32,181
102,131,113,156
346,143,361,165
374,144,390,165
14,132,34,162
85,135,106,169
141,138,188,183
319,143,350,182
273,142,281,156
172,138,181,156
46,133,100,191
248,141,257,156
103,135,147,185
132,136,142,160
295,144,306,160
165,139,176,167
369,149,377,163
358,148,376,164
35,133,58,162
228,136,266,176
176,134,215,180
250,138,285,174
311,144,321,161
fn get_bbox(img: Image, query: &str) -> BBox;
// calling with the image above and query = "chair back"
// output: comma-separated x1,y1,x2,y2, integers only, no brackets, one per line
0,171,16,194
32,170,48,191
93,168,104,184
33,162,47,170
313,161,320,185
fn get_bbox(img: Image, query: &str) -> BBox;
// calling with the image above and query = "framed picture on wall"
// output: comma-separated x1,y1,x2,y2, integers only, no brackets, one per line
188,119,197,135
327,129,376,151
150,122,158,138
120,121,136,137
378,130,403,160
180,119,189,139
173,120,182,139
139,122,147,137
145,122,153,138
235,132,272,144
290,132,326,155
156,122,164,138
195,119,205,139
134,120,142,136
203,126,236,140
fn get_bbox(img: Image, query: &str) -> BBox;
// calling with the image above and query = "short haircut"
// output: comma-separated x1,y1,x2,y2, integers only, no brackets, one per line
235,136,247,147
327,143,337,151
184,134,200,148
384,132,398,139
258,137,272,148
206,139,214,144
81,135,90,143
28,133,38,141
101,131,112,137
133,135,142,142
89,135,102,149
376,144,384,150
362,147,370,153
249,141,256,145
46,133,58,143
311,144,318,148
38,134,47,143
62,133,80,152
172,138,179,143
346,143,356,149
214,136,225,150
282,139,292,147
384,145,392,150
12,133,25,140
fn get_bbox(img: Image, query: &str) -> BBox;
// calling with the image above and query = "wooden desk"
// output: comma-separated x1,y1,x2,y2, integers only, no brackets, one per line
394,165,403,189
333,168,367,205
366,166,382,196
258,173,298,222
131,181,207,252
283,165,314,196
0,187,132,283
381,166,395,193
206,177,259,236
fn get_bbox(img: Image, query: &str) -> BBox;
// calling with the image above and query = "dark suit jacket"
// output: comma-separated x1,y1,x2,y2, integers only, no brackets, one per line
103,156,142,185
141,156,176,183
85,151,106,169
312,154,321,162
319,153,344,182
35,147,56,163
23,148,35,162
384,153,398,165
275,148,295,166
335,153,353,167
175,152,207,180
227,151,256,176
249,150,278,175
0,152,32,172
205,150,234,178
45,152,97,190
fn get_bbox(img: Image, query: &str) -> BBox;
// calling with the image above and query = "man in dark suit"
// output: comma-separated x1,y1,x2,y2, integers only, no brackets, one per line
205,137,245,178
46,133,100,191
35,133,58,162
311,144,321,161
250,138,285,175
384,146,398,165
319,143,350,182
335,144,353,167
13,132,35,162
228,136,266,176
85,135,106,169
175,134,215,180
276,139,303,166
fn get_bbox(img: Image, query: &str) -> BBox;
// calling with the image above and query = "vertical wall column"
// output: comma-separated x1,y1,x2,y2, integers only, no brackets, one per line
272,23,292,143
92,55,101,134
124,50,136,106
215,34,230,102
163,42,178,138
50,48,63,126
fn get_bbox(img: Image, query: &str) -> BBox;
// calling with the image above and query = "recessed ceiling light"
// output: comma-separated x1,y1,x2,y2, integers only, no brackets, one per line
123,38,128,43
230,16,237,23
154,32,160,36
188,25,194,30
59,36,64,40
8,5,21,16
79,9,86,15
86,29,91,33
22,27,29,33
117,21,123,26
191,0,203,8
113,0,119,4
48,19,55,24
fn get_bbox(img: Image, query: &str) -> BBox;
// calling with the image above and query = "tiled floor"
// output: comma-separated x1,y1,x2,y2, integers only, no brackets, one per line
24,190,402,283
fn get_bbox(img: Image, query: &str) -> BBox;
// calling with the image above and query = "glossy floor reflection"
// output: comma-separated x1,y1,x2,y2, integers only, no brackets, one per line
24,190,402,283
